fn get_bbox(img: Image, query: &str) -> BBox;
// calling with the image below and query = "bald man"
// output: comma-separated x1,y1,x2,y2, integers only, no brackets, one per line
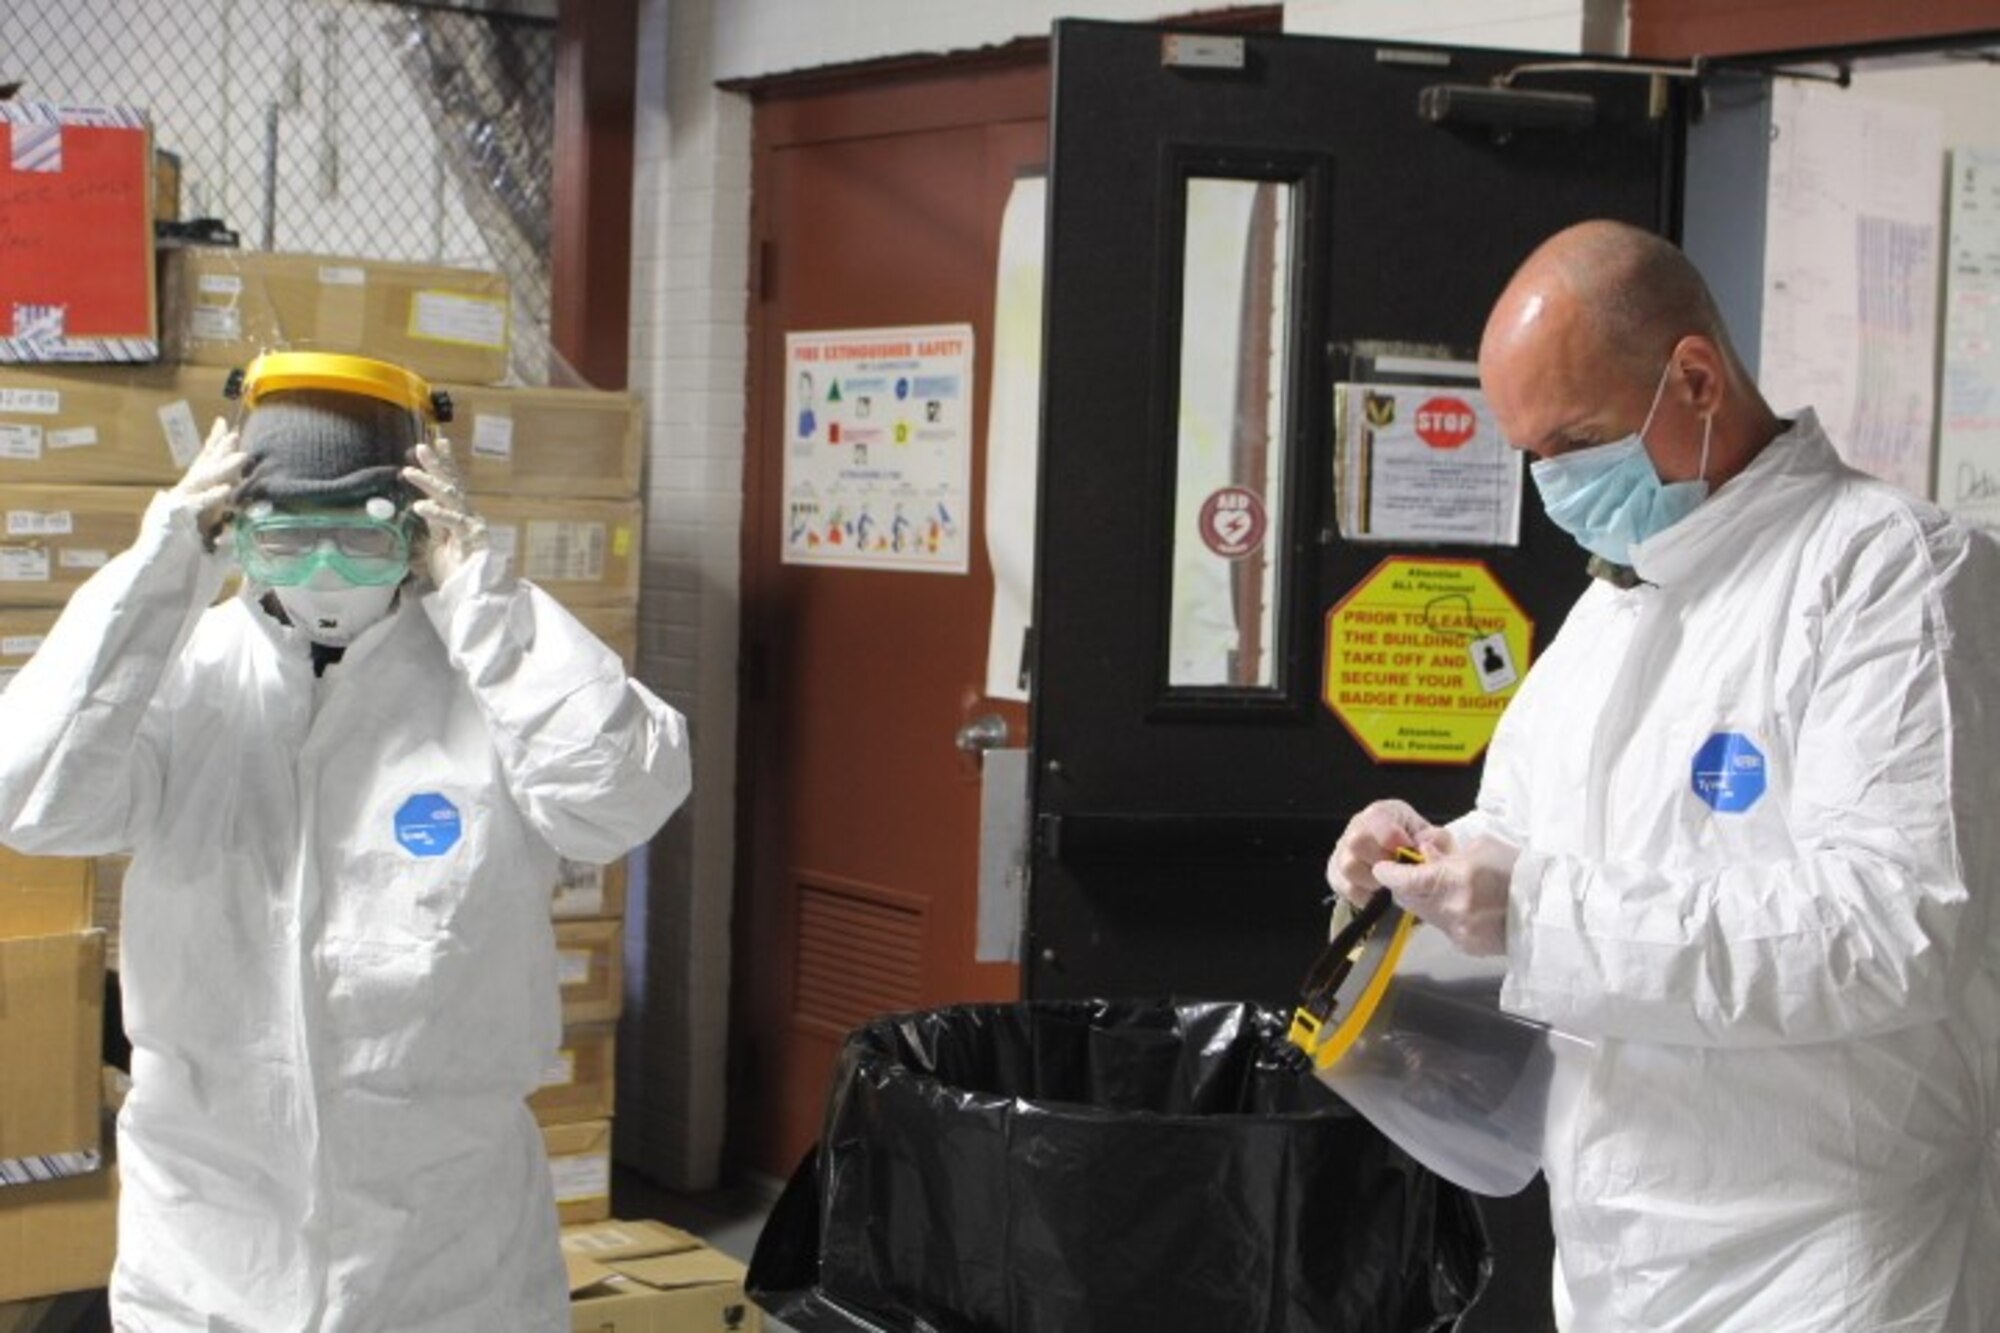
1328,221,2000,1330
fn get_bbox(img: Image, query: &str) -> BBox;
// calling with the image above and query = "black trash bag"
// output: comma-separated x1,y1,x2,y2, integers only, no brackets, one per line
747,999,1492,1333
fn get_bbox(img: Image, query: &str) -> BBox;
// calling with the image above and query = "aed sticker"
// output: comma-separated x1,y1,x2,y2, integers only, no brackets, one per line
1323,556,1533,765
394,791,463,858
1692,732,1766,813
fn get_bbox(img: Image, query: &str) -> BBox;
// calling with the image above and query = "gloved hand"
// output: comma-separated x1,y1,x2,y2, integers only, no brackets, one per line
1372,836,1520,957
1326,799,1450,912
170,418,248,551
403,436,490,586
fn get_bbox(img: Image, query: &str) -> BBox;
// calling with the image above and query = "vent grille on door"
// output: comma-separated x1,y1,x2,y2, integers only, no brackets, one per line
794,880,925,1035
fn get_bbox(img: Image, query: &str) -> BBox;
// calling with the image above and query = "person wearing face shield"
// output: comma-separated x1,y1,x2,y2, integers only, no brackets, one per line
1325,221,2000,1330
0,352,691,1331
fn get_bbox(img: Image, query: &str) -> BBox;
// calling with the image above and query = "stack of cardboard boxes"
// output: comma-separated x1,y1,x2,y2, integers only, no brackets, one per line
2,100,655,1312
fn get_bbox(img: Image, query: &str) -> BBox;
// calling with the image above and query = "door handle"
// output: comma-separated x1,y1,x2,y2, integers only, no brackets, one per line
955,713,1010,754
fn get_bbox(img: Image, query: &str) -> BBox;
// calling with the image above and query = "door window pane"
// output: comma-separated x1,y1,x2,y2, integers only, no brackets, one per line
1167,177,1294,691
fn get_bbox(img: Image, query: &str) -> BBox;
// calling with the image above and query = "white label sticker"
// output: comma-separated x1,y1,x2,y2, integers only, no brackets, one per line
1,634,44,657
7,510,72,537
190,306,242,341
159,401,204,468
47,426,98,449
558,948,593,988
198,273,244,296
0,425,43,460
470,413,514,462
524,521,607,584
319,265,367,286
59,549,108,571
548,1151,610,1205
410,291,508,349
0,388,60,415
539,1049,577,1089
0,549,52,581
488,524,520,566
552,860,607,918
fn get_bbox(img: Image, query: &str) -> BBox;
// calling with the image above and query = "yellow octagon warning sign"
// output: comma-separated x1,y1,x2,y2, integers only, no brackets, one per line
1323,556,1534,765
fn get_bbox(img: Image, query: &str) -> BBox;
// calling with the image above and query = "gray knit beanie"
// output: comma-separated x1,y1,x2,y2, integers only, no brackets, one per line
236,388,420,508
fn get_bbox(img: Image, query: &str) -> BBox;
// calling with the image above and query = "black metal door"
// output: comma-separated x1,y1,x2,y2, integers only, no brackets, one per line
1029,21,1685,1329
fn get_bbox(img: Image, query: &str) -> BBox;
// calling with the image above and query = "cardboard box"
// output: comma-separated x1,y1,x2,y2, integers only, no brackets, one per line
0,1163,117,1303
552,856,628,922
0,931,104,1164
0,607,55,697
0,363,234,486
0,846,93,941
162,248,511,385
485,497,641,608
531,1023,616,1127
562,1219,761,1333
556,920,623,1026
0,484,153,606
542,1119,611,1227
0,102,157,362
90,855,127,973
443,383,641,500
569,602,637,672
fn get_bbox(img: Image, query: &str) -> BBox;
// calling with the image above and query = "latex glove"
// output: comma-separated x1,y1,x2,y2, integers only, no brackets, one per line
1325,799,1451,913
170,418,248,551
402,436,490,586
1372,835,1519,957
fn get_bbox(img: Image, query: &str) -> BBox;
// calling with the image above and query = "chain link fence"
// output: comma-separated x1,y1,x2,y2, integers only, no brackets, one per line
2,0,557,383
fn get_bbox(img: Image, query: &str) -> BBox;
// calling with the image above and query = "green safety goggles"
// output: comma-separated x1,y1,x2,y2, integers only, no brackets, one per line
234,503,415,588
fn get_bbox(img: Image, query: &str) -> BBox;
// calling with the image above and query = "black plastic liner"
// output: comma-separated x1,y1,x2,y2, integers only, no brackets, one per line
748,999,1492,1332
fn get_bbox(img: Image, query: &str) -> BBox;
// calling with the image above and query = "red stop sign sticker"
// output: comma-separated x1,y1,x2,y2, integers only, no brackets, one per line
1198,486,1267,560
1414,396,1478,449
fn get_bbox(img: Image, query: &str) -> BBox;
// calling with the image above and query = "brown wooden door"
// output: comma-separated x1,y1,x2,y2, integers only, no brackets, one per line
734,58,1046,1177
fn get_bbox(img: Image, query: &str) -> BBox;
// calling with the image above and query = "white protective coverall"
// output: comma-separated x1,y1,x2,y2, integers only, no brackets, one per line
0,494,691,1331
1460,410,2000,1331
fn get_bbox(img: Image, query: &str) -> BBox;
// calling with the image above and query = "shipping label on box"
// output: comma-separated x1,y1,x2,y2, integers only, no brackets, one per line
530,1023,615,1127
0,931,105,1164
0,103,157,362
0,365,233,485
483,497,641,608
0,484,152,605
442,383,641,500
163,249,511,385
552,856,628,921
541,1120,611,1227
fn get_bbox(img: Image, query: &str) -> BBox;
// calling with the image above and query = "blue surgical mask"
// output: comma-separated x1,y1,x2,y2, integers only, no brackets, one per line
1529,360,1711,566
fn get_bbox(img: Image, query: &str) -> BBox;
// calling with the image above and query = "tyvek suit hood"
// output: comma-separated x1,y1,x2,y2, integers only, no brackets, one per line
1460,410,2000,1331
0,495,691,1331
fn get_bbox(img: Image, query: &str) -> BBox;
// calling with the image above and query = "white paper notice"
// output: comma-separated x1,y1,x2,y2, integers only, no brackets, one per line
524,521,606,583
1938,145,2000,535
47,426,98,449
0,388,60,414
1336,384,1522,545
159,401,204,468
470,413,515,461
410,291,508,349
783,323,974,573
7,510,73,537
1759,82,1944,498
548,1152,609,1204
59,549,108,571
0,425,42,460
0,549,51,582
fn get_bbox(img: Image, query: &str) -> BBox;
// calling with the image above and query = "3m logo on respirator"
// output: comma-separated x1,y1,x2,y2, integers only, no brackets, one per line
1691,732,1766,813
395,792,462,857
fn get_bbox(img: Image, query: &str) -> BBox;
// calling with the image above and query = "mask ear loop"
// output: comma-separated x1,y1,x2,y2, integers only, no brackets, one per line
1697,412,1713,485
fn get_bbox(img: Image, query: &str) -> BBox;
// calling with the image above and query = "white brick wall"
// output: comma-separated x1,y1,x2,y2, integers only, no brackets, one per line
619,0,750,1191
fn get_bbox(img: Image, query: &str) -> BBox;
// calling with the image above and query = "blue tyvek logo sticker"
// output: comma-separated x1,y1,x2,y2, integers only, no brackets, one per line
1692,733,1767,813
395,792,463,858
